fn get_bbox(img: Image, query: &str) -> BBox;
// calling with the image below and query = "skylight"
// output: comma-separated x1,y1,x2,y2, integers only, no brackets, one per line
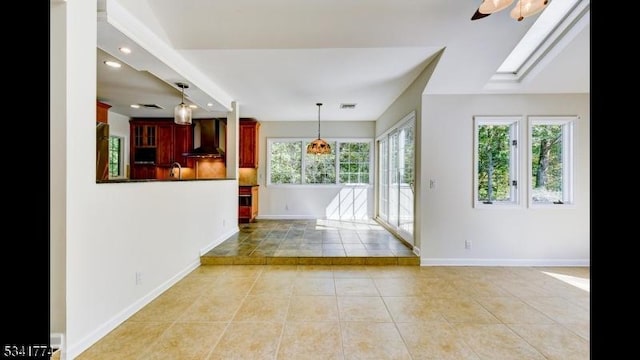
492,0,589,82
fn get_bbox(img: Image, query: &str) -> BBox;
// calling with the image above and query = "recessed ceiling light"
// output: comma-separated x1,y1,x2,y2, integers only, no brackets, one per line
189,104,198,109
130,104,140,109
207,103,214,107
104,60,121,68
119,47,132,54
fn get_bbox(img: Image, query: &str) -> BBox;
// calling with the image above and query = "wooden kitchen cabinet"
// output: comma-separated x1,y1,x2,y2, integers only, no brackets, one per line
239,185,259,223
129,118,194,179
239,119,260,168
96,101,111,124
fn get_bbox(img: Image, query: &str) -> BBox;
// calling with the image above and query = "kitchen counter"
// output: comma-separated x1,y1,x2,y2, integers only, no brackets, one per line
97,178,236,184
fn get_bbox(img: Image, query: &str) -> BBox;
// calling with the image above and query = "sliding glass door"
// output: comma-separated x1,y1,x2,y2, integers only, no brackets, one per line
377,113,415,244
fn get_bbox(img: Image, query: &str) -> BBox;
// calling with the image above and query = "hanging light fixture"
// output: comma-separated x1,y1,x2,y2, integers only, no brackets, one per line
306,103,331,155
471,0,549,21
174,82,192,125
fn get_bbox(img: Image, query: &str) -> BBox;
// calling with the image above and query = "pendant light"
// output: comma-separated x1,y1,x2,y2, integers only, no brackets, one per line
174,82,192,125
306,103,331,155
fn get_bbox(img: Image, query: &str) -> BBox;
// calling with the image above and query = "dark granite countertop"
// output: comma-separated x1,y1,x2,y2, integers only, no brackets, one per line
97,178,236,184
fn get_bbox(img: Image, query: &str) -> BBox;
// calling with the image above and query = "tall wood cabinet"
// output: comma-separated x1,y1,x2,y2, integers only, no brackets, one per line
239,118,260,168
129,119,193,179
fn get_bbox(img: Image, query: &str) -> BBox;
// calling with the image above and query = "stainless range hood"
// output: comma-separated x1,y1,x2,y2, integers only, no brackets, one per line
183,119,226,158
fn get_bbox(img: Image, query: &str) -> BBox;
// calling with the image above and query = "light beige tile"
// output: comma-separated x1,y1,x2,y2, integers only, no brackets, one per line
298,257,333,265
341,321,411,359
509,324,590,360
499,281,557,298
367,266,422,279
419,278,463,298
128,292,198,322
140,321,227,360
208,321,283,359
452,279,512,298
331,266,371,278
249,273,295,296
277,321,343,359
296,265,334,278
432,297,501,324
561,321,590,341
293,277,336,296
75,321,170,360
383,296,446,323
201,276,256,297
287,296,339,322
179,295,245,322
564,295,590,311
396,321,480,360
374,278,426,296
221,265,264,278
190,265,230,277
334,278,379,296
475,297,555,324
337,296,392,322
520,296,590,324
455,323,546,360
232,295,290,322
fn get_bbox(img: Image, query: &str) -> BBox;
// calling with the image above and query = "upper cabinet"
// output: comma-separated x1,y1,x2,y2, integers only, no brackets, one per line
239,118,260,168
129,118,194,179
96,101,111,124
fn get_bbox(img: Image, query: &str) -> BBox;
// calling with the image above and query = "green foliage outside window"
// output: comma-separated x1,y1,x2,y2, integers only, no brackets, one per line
531,124,563,202
270,142,302,184
108,136,121,178
270,140,371,185
477,125,511,202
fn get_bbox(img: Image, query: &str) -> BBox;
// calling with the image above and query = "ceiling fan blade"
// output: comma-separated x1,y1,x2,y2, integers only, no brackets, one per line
471,8,491,20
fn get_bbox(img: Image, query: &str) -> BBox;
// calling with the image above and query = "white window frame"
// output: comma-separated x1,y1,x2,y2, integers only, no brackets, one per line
266,138,373,187
473,116,521,208
528,116,575,208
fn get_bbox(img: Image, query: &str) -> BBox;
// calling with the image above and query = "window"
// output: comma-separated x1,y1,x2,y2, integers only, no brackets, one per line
108,135,124,178
377,112,415,242
529,116,575,206
474,116,520,207
268,139,372,185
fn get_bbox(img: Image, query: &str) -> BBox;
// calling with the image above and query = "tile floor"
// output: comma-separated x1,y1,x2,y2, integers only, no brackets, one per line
201,219,419,265
76,264,590,359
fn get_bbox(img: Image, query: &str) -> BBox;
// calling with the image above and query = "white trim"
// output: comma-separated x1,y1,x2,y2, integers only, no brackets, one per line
257,214,318,220
421,258,590,267
199,227,239,256
66,259,201,359
375,110,416,141
412,246,421,257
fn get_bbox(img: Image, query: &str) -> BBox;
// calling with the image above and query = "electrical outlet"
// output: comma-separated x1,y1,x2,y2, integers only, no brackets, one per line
429,179,436,189
465,240,471,249
285,204,289,211
135,272,143,285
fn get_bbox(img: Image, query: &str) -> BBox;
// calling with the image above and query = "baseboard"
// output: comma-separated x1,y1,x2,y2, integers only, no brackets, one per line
257,215,318,220
66,259,201,359
420,258,590,267
199,227,239,256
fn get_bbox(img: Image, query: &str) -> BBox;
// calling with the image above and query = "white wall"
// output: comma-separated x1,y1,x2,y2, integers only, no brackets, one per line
374,52,441,247
52,2,240,358
50,0,67,340
420,94,590,265
107,110,130,178
258,121,375,219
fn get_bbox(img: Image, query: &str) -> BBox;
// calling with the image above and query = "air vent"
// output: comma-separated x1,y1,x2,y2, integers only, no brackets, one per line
140,104,163,109
340,103,357,109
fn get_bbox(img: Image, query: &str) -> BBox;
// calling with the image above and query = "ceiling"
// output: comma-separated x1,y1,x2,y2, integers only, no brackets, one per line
97,0,590,122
